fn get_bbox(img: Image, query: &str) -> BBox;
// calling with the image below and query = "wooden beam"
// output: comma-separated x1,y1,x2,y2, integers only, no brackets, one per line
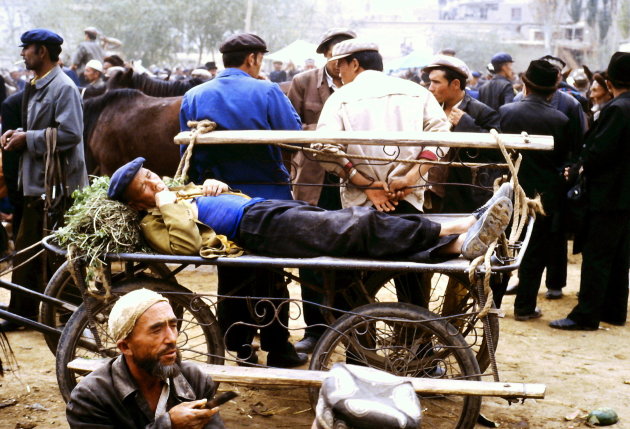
173,130,554,151
68,358,545,399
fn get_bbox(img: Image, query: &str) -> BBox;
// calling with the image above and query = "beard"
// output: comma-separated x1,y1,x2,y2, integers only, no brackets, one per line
135,348,182,380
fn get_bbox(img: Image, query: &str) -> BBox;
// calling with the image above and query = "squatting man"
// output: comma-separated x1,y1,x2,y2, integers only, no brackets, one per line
107,157,513,265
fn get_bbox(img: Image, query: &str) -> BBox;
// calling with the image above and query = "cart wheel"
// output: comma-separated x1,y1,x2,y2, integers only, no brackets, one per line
309,302,482,429
55,278,223,402
40,260,171,354
324,271,499,373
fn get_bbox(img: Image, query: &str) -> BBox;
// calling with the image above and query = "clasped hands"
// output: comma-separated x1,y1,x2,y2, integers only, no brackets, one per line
155,179,229,208
365,177,414,212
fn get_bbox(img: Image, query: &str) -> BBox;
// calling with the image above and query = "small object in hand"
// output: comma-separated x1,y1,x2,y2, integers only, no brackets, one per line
587,407,618,426
205,391,238,409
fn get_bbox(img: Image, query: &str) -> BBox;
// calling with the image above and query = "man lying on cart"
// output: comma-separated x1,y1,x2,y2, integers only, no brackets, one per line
108,157,513,264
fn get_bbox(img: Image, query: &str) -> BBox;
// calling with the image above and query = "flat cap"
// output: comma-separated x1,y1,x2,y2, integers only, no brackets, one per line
219,33,268,54
423,55,471,80
607,51,630,86
20,29,63,47
316,28,357,54
83,26,99,35
491,52,513,66
329,38,379,62
108,157,145,201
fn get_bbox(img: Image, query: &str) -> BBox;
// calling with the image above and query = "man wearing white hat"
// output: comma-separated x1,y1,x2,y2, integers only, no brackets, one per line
66,289,225,428
71,26,105,85
314,38,450,311
83,59,104,87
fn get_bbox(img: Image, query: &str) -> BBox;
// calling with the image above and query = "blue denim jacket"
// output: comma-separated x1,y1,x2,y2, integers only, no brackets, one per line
179,68,301,200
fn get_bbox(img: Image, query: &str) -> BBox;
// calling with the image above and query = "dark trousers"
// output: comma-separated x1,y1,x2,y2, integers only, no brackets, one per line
514,214,567,315
238,200,453,261
568,211,630,327
217,266,290,352
545,236,567,290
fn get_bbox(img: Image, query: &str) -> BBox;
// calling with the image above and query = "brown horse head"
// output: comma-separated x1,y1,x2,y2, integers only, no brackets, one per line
106,67,135,90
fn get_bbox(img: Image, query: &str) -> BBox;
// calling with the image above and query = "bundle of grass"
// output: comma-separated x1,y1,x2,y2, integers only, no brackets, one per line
54,176,149,274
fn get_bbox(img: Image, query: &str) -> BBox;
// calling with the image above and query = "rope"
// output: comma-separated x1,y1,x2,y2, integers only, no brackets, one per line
175,120,217,183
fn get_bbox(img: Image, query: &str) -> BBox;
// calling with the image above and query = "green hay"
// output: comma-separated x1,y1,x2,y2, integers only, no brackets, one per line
53,176,150,271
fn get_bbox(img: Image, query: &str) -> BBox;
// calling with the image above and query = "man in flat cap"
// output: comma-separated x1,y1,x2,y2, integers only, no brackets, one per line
179,33,306,368
314,38,449,311
550,52,630,331
499,59,573,322
0,29,87,331
286,27,356,353
71,26,105,85
66,289,226,428
479,52,515,110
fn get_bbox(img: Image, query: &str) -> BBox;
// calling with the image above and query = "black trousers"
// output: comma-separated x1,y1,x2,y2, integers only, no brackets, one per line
8,197,66,319
514,214,567,315
238,200,455,261
217,266,290,352
568,211,630,327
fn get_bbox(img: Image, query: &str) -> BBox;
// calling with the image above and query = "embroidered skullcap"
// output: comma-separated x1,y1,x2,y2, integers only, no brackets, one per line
328,39,379,62
108,288,169,342
108,157,145,201
315,364,421,429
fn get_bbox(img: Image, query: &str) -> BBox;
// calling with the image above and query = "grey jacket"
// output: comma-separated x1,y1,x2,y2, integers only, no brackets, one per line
23,65,88,197
66,355,225,429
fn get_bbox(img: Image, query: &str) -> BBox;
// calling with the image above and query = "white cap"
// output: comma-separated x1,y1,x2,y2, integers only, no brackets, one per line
86,59,103,73
329,39,379,62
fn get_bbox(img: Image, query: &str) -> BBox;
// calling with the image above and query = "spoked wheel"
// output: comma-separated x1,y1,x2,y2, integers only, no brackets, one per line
40,260,171,354
309,302,482,429
324,270,499,373
55,278,223,402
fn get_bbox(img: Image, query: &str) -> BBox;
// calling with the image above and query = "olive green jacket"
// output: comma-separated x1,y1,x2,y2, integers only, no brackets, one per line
140,200,243,258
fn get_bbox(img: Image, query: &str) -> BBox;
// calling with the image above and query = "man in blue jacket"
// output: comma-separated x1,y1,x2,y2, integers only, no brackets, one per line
179,33,305,367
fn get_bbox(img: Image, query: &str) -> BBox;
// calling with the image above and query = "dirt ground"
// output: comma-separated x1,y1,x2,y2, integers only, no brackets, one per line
0,251,628,429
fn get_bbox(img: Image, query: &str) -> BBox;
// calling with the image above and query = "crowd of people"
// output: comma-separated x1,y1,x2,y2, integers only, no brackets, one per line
0,23,628,429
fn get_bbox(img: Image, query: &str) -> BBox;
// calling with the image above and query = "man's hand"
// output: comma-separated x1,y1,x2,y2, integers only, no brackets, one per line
365,181,397,212
1,130,27,152
388,177,414,201
155,190,177,208
169,399,219,429
202,179,229,196
448,107,465,127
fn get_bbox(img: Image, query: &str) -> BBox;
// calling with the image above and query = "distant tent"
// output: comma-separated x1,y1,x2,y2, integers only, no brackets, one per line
385,49,434,72
265,40,326,68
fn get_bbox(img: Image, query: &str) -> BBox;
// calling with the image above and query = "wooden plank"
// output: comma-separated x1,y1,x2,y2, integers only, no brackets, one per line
173,130,554,151
68,358,545,399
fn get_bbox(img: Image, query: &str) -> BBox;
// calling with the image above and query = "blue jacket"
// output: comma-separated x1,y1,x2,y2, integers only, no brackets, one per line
179,68,301,199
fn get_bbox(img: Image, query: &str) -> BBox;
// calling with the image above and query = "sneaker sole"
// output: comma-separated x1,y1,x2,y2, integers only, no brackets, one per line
462,198,512,260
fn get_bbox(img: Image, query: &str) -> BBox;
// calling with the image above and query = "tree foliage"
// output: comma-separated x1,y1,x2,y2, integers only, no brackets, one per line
568,0,583,23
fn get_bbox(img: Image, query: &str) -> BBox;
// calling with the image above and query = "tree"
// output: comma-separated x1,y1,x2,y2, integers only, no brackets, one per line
567,0,583,22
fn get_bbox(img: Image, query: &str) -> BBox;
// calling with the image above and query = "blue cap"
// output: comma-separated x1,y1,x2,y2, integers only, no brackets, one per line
472,71,481,78
108,157,145,201
19,29,64,47
491,52,513,66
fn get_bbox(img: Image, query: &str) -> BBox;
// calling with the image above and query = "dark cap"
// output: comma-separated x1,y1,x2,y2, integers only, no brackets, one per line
108,157,145,201
316,28,357,54
491,52,513,68
472,71,481,78
20,29,63,47
607,51,630,87
522,60,559,92
219,33,268,54
204,61,217,70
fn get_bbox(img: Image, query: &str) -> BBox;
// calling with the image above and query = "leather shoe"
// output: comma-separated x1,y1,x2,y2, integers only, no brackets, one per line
0,320,24,332
294,335,319,354
549,318,598,331
514,307,543,321
266,343,308,368
545,289,563,299
236,346,259,367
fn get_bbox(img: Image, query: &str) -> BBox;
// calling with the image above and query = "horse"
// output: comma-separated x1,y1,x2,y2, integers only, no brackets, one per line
106,67,205,97
83,89,182,177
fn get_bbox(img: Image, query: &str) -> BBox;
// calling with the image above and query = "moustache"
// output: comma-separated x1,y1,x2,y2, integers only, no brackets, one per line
159,345,178,357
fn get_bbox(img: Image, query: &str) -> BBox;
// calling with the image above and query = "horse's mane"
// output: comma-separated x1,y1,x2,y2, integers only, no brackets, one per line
83,89,145,145
131,73,204,97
